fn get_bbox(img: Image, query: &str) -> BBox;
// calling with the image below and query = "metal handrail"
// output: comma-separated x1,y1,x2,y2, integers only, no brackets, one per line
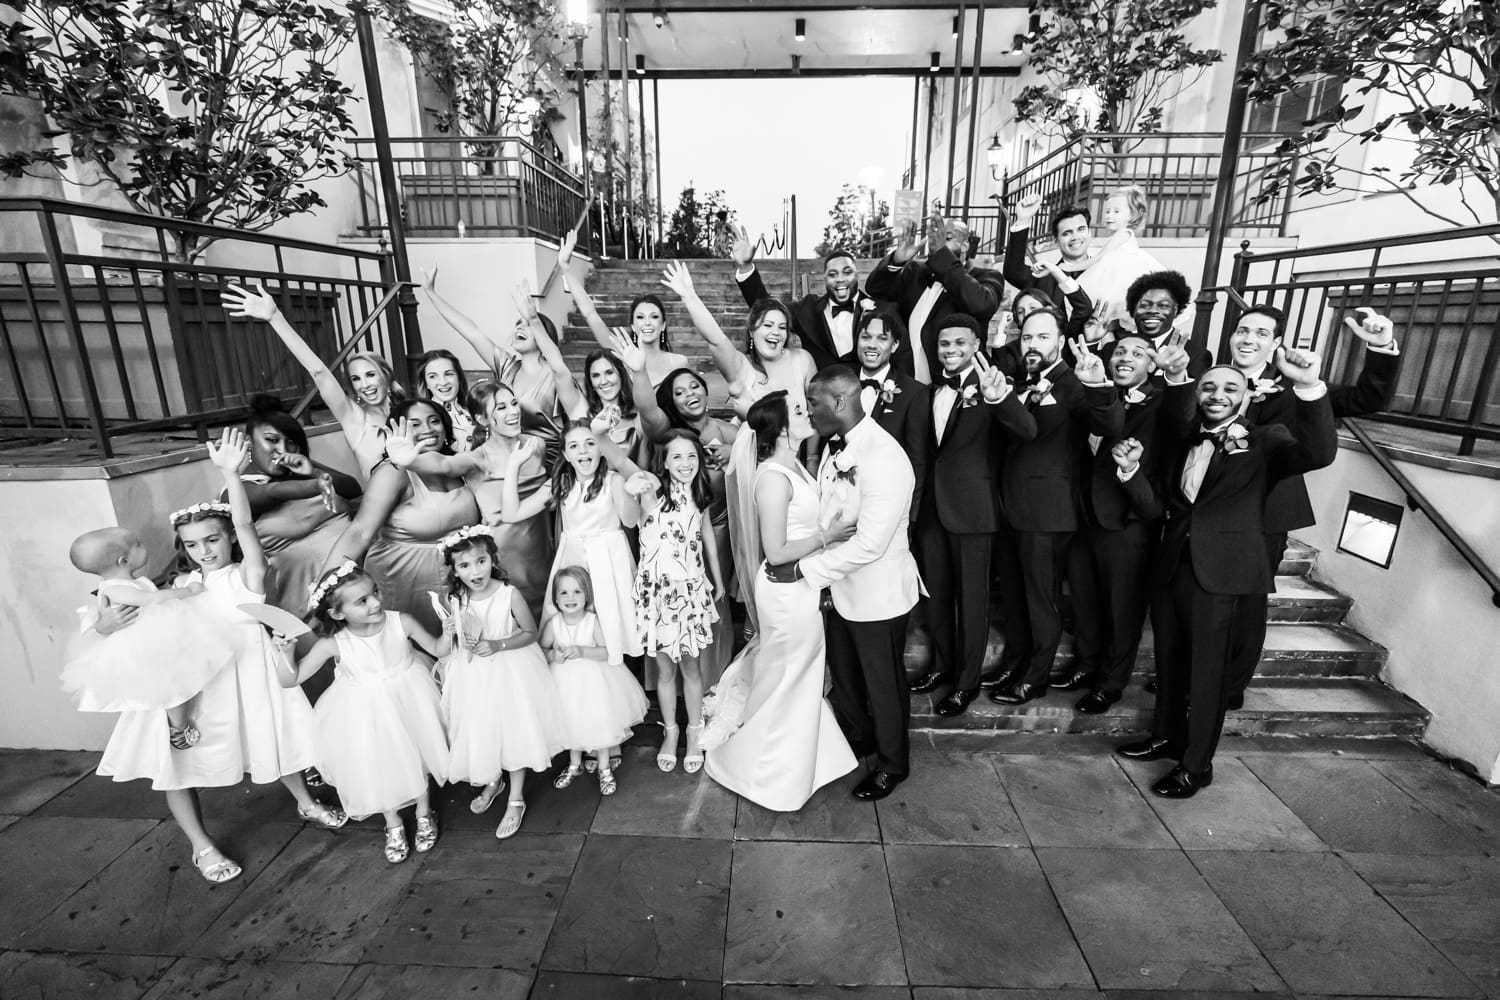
1232,222,1500,263
289,281,412,420
1342,418,1500,608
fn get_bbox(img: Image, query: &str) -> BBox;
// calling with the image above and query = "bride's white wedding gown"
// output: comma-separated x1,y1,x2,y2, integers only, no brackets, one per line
703,462,857,811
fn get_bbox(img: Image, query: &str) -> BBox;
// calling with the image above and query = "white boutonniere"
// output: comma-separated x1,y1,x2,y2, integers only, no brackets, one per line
959,383,980,409
859,296,876,312
1024,376,1053,404
1223,422,1251,455
1249,377,1283,403
879,378,901,405
1123,386,1149,406
831,450,858,485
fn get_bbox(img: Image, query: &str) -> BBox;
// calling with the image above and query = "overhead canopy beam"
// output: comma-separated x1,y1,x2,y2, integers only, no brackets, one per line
617,0,1026,9
574,66,1020,79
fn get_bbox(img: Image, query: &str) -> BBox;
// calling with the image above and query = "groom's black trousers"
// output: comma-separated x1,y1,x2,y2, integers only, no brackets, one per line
826,610,911,778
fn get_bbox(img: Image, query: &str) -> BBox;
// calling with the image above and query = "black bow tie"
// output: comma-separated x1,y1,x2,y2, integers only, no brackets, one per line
861,378,883,393
939,373,966,391
1193,426,1231,447
1024,370,1048,387
830,300,855,316
825,435,847,455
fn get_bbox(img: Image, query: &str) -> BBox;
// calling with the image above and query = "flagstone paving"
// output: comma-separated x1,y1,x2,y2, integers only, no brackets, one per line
1,735,1497,999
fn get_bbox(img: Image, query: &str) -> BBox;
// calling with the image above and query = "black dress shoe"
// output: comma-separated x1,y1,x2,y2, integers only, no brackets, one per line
853,770,903,801
1143,678,1159,694
983,667,1023,691
990,682,1046,705
1075,688,1120,714
1152,764,1214,798
1116,738,1182,761
909,670,946,694
935,688,978,717
1225,692,1245,711
1048,667,1093,691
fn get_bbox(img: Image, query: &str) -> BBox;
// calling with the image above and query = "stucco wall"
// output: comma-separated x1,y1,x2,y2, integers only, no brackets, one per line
1302,443,1500,783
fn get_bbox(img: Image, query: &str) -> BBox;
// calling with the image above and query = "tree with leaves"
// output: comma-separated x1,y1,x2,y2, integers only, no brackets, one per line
1243,0,1500,227
0,0,357,260
815,183,891,258
664,184,739,259
1014,0,1224,138
374,0,567,165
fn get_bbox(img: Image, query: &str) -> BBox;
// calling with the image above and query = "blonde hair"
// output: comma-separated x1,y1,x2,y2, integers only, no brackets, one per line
1108,185,1149,230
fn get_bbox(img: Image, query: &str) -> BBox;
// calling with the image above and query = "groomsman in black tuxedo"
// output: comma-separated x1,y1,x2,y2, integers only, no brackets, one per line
732,229,914,375
1067,334,1196,713
853,307,930,515
908,314,1036,717
865,213,1006,384
988,308,1124,706
1003,194,1093,323
1097,271,1213,383
1116,353,1337,796
1220,304,1402,708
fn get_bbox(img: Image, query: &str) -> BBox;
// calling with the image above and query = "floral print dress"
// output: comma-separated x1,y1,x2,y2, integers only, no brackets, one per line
633,483,720,662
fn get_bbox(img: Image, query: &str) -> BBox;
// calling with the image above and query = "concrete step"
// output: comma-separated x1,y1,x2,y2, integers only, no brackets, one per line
1266,575,1352,622
1281,538,1316,577
909,677,1427,737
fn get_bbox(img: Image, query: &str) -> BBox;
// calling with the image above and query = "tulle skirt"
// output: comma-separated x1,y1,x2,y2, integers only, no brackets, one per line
62,596,234,713
553,655,650,752
313,664,449,819
546,529,642,662
440,644,565,779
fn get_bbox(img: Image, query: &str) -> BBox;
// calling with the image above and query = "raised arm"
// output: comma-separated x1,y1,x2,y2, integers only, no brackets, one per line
1271,347,1338,478
322,462,408,568
222,283,359,436
610,330,672,441
556,226,625,355
498,436,555,523
1003,194,1042,291
207,428,269,593
384,419,484,479
514,284,588,419
660,261,750,393
419,266,510,374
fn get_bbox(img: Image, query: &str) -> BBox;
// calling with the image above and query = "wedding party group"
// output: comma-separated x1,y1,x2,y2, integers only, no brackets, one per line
59,184,1404,886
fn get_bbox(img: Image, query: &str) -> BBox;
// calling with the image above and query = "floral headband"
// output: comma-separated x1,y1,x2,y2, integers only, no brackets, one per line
439,524,492,552
307,558,362,611
169,501,233,527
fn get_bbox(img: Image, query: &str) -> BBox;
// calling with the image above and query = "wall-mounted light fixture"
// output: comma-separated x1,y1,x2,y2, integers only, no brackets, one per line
951,16,959,38
1338,492,1404,568
795,17,806,41
635,54,645,75
653,9,665,27
986,134,1005,181
929,51,940,72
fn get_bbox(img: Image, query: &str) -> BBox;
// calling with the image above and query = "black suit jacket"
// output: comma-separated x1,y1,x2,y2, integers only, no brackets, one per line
1243,346,1401,532
865,247,1004,378
919,370,1036,534
1002,226,1088,309
737,267,915,376
1001,364,1126,534
866,368,930,517
1081,379,1197,531
1124,392,1338,595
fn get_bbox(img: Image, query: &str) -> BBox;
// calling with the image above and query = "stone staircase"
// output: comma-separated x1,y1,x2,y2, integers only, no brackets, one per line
905,538,1427,738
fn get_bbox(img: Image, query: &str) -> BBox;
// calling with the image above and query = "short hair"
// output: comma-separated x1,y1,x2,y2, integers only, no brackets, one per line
1011,287,1057,325
1019,307,1066,335
934,313,982,339
1236,303,1286,338
857,306,905,344
809,363,860,393
1050,205,1091,238
1111,334,1153,352
1125,270,1193,313
822,248,857,269
748,390,790,462
1108,185,1149,229
1201,364,1248,385
245,393,309,457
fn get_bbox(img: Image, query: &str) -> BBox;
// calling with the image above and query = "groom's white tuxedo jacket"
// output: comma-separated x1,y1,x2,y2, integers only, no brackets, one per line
799,415,924,621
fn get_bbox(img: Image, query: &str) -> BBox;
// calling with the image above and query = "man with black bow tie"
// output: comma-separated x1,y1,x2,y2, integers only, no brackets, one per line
852,307,929,515
1220,304,1402,709
1099,271,1212,383
1116,353,1337,797
1003,194,1094,322
1066,334,1196,713
865,214,1005,385
990,308,1124,707
732,229,913,376
908,314,1036,717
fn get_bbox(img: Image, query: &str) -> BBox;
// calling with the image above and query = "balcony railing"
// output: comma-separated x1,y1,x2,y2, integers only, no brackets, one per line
1002,132,1297,246
351,136,585,243
1227,224,1500,455
0,198,403,459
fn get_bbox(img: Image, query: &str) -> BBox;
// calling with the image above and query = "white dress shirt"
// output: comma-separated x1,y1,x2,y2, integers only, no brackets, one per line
932,364,975,444
860,364,892,414
826,300,856,357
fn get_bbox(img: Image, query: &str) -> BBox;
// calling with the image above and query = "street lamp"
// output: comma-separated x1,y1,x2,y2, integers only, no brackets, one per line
985,134,1005,181
566,0,589,29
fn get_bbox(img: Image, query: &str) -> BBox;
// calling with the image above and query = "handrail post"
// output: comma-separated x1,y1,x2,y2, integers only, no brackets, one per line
37,205,112,457
1218,239,1254,362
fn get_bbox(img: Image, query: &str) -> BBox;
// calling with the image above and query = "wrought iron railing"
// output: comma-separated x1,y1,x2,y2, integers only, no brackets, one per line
350,136,586,243
1226,224,1500,455
998,132,1296,246
0,198,403,459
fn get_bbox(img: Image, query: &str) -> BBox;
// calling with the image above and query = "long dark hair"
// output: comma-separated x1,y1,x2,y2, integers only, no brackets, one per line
654,367,709,431
629,293,672,353
650,428,712,512
416,349,470,408
583,350,636,418
466,380,512,448
444,534,508,603
245,393,308,461
386,397,455,457
552,420,610,506
748,390,789,462
744,297,791,376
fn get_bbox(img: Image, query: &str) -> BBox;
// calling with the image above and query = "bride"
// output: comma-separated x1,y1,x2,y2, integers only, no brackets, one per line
701,391,859,811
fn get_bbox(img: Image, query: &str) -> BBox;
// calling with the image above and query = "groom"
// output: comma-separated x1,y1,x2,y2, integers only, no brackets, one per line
765,365,923,801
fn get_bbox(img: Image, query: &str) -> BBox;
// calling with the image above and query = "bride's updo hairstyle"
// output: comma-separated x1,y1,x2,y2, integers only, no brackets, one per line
748,390,790,462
